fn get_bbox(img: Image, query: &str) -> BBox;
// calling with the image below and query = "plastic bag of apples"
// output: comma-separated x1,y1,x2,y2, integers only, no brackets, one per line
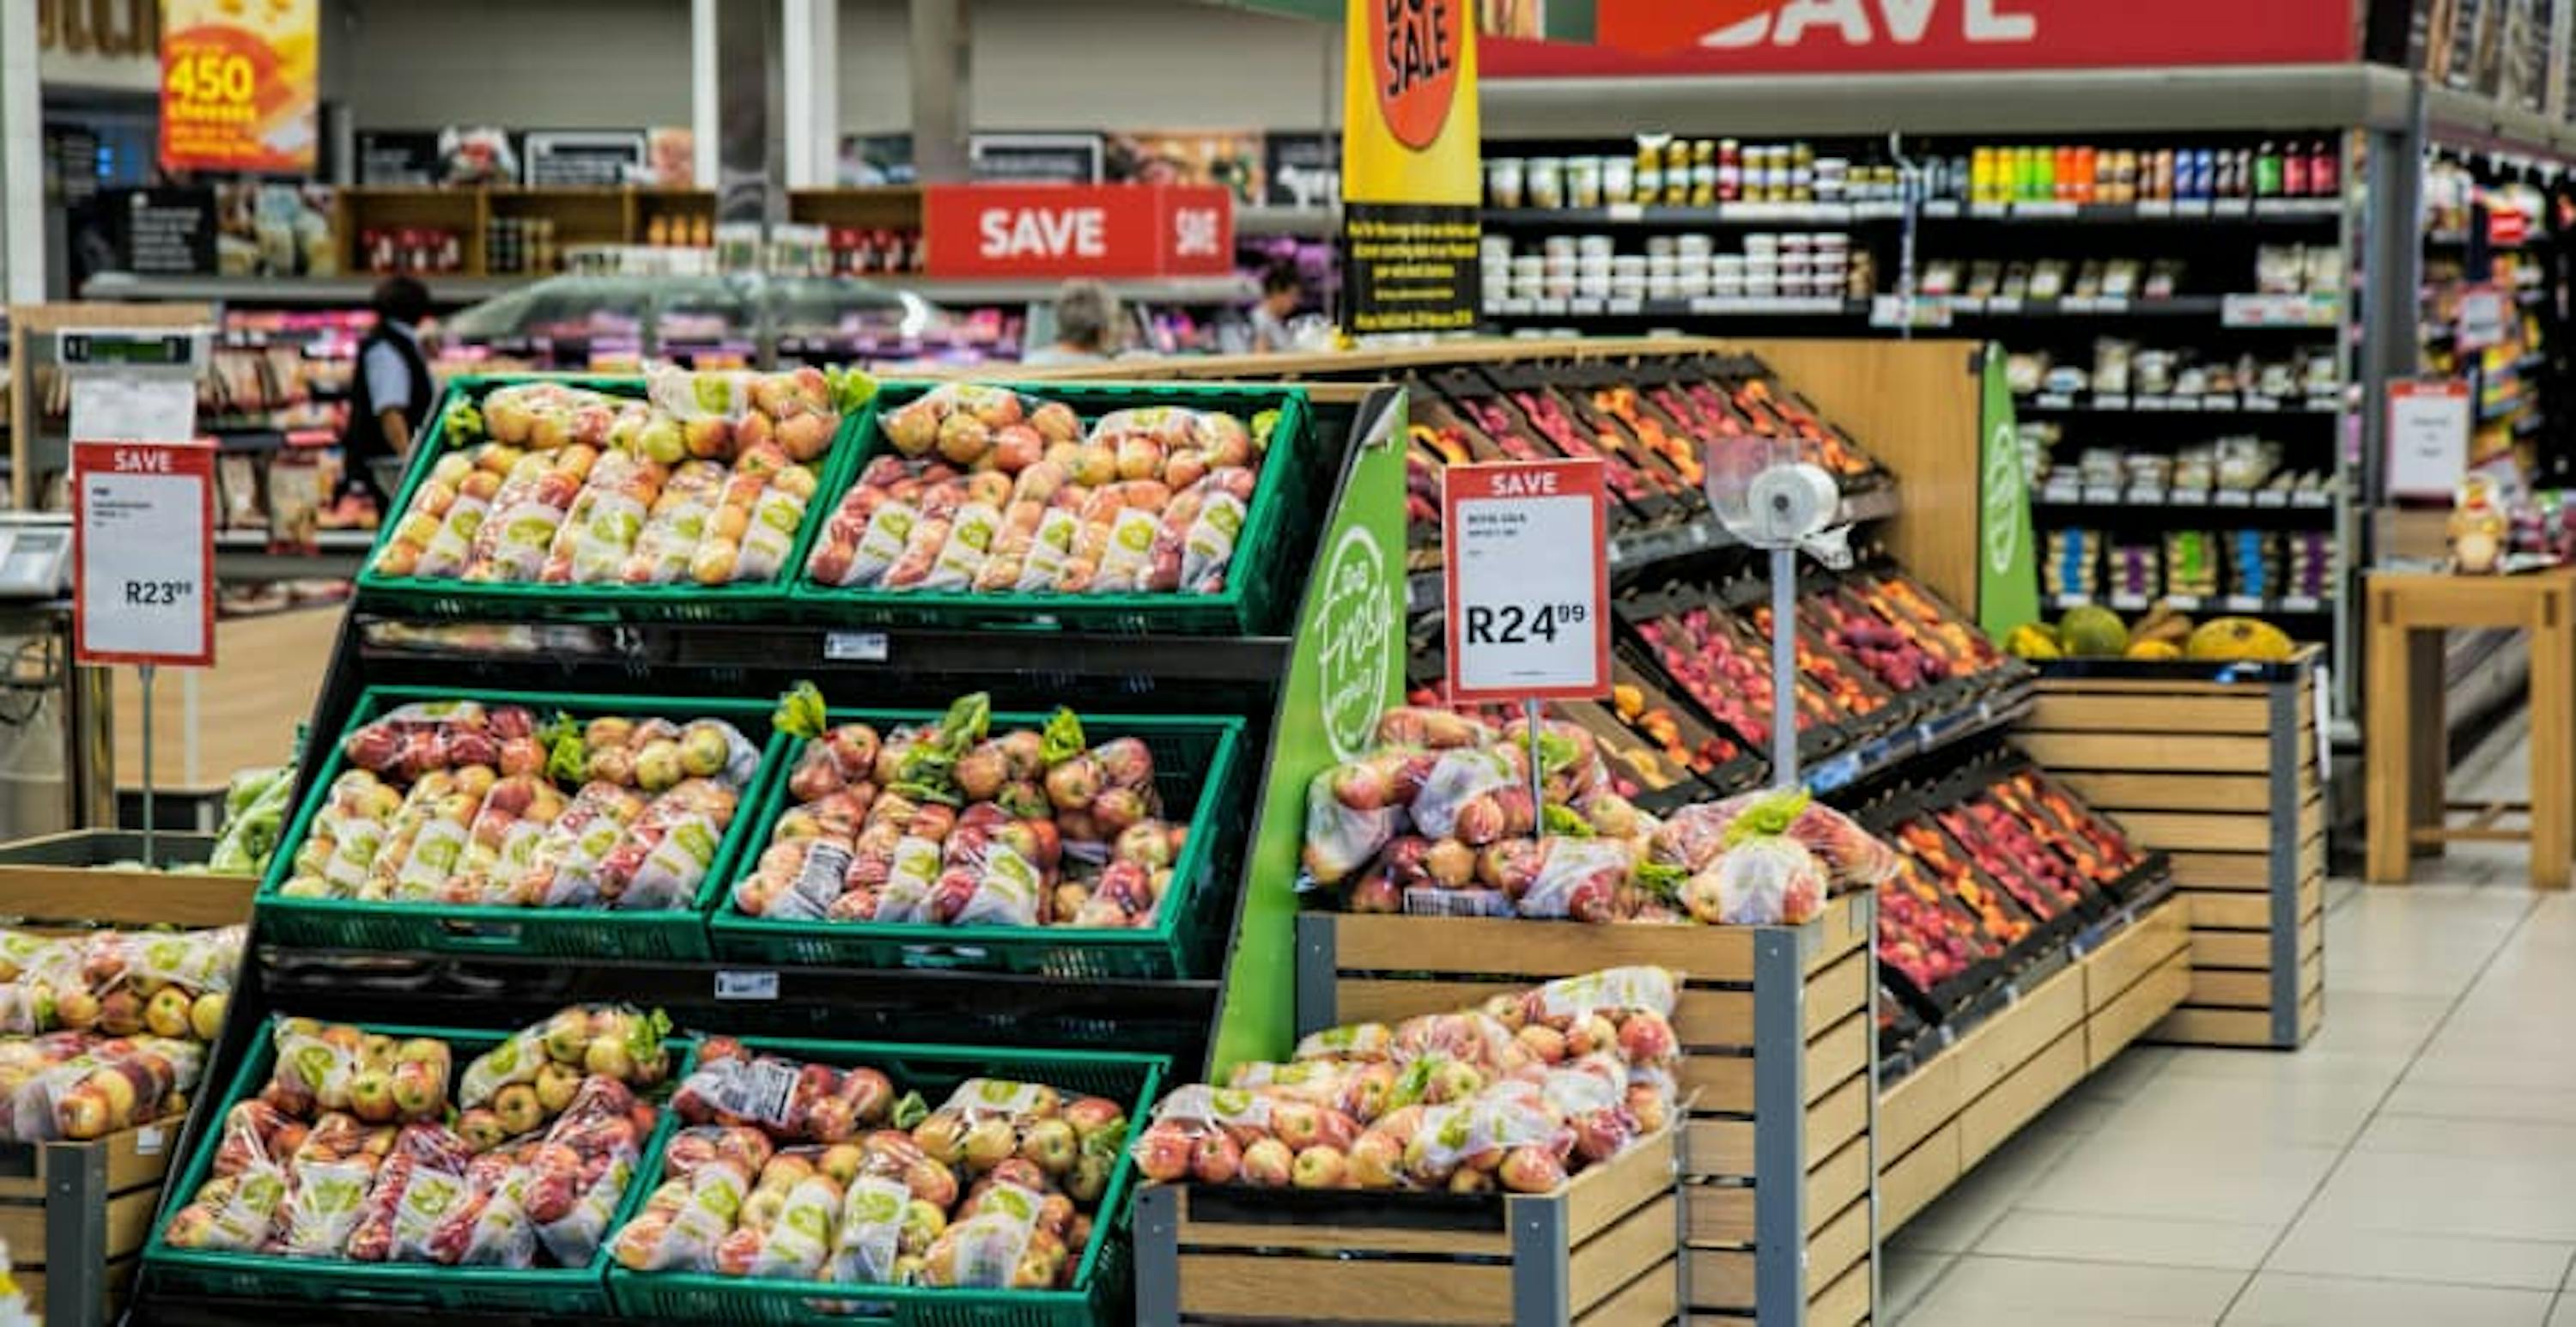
1131,965,1681,1197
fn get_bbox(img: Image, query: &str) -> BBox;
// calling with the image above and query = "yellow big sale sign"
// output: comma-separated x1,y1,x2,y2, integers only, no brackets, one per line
160,0,319,174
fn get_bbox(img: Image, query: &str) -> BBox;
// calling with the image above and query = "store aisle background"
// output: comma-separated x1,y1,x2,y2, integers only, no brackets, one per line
1889,723,2576,1326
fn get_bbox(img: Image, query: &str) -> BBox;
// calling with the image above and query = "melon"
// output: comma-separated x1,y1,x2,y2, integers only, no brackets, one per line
2057,605,2129,657
2184,617,2294,662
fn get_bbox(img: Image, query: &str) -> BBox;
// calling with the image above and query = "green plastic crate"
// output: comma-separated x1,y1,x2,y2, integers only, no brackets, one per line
253,685,788,960
142,1015,677,1315
353,373,875,622
788,381,1316,636
707,709,1246,979
608,1035,1165,1327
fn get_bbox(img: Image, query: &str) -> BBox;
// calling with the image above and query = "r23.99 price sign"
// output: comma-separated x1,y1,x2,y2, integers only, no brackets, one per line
72,441,216,668
1440,459,1611,702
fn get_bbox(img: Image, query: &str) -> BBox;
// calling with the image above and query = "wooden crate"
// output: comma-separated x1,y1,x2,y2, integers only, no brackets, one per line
0,1122,182,1326
0,832,254,928
1297,892,1874,1327
2019,654,2324,1049
1133,1126,1680,1326
1879,895,2188,1234
0,836,254,1325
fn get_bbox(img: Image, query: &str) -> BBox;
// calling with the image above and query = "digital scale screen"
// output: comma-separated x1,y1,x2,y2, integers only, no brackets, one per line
0,529,70,598
58,333,196,368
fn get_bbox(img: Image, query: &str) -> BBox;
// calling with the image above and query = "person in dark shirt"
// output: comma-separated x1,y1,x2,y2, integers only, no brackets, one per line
342,276,434,511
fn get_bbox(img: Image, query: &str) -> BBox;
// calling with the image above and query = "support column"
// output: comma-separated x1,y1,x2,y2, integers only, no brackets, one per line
2350,87,2427,724
0,1,44,303
909,0,970,183
782,0,839,189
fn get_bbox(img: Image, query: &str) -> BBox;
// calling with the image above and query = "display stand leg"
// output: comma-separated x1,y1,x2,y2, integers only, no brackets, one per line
1771,547,1799,786
137,663,155,867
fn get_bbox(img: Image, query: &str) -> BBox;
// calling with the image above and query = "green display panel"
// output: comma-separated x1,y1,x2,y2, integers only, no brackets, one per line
1210,392,1407,1074
1978,343,2041,636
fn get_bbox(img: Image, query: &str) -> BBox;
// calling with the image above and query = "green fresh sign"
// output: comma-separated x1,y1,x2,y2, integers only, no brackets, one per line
1210,390,1406,1075
1977,343,2040,636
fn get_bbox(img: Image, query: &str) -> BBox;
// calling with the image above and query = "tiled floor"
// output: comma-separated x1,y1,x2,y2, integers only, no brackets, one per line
1889,727,2576,1325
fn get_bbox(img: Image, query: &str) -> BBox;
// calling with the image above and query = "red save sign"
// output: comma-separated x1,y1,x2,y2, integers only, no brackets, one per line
922,185,1235,279
1489,0,2358,76
70,441,216,669
1442,460,1611,703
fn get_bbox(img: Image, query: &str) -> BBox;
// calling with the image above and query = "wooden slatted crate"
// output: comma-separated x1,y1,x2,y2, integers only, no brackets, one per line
0,843,256,1326
0,1123,181,1324
1295,892,1874,1327
1879,895,2189,1233
2017,653,2324,1049
1133,1126,1679,1326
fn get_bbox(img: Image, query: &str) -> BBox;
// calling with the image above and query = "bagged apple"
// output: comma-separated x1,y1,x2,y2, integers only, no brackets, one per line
459,1005,671,1109
1513,837,1637,922
824,1174,908,1285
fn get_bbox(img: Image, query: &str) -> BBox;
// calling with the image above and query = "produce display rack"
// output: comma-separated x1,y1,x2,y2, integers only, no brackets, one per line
1878,888,2190,1235
1133,1126,1683,1327
2020,654,2326,1049
1294,893,1877,1327
126,377,1409,1327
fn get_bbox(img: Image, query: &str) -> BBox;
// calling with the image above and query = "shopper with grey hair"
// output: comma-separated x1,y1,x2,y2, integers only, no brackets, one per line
1024,278,1122,365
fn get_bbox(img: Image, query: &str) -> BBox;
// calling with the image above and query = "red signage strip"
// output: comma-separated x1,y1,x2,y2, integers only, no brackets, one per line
921,185,1234,280
1486,0,2359,77
1442,460,1612,703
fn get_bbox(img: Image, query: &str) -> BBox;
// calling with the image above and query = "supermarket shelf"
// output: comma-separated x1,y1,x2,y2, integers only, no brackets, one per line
84,270,1262,309
1482,201,1907,227
1236,205,1336,237
1929,293,2339,326
1480,61,2419,139
83,271,526,305
908,275,1260,306
1919,197,2341,223
2016,390,2344,416
2050,590,2333,616
1485,295,1863,320
1403,484,1902,612
2032,482,2336,514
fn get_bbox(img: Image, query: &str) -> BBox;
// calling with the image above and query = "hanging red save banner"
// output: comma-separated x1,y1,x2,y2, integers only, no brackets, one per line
920,185,1234,279
1485,0,2359,77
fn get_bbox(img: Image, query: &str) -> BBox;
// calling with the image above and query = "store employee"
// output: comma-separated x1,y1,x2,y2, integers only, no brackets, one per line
344,276,435,510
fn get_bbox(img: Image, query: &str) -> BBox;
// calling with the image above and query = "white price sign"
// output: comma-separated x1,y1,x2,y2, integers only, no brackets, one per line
1441,460,1610,702
2385,380,2472,501
72,441,215,667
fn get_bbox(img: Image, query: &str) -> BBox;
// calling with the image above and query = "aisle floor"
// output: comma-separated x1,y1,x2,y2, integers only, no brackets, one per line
1888,728,2576,1325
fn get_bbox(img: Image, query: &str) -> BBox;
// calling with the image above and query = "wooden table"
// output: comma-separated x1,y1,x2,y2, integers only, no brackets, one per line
2366,569,2573,888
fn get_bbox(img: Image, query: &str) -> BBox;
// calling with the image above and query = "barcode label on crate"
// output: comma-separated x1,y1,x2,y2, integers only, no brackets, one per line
715,970,781,1001
825,631,889,662
137,1124,166,1155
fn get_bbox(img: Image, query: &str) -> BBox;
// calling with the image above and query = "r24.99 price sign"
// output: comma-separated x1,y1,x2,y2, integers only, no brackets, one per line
1441,460,1611,702
72,441,216,668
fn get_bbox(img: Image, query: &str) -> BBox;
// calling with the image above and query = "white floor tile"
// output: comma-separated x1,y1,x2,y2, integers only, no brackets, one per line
1976,1209,2278,1269
2014,1136,2343,1227
2265,1217,2574,1291
2302,1150,2576,1242
2222,1272,2555,1326
1904,1253,2246,1323
2093,1071,2385,1149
